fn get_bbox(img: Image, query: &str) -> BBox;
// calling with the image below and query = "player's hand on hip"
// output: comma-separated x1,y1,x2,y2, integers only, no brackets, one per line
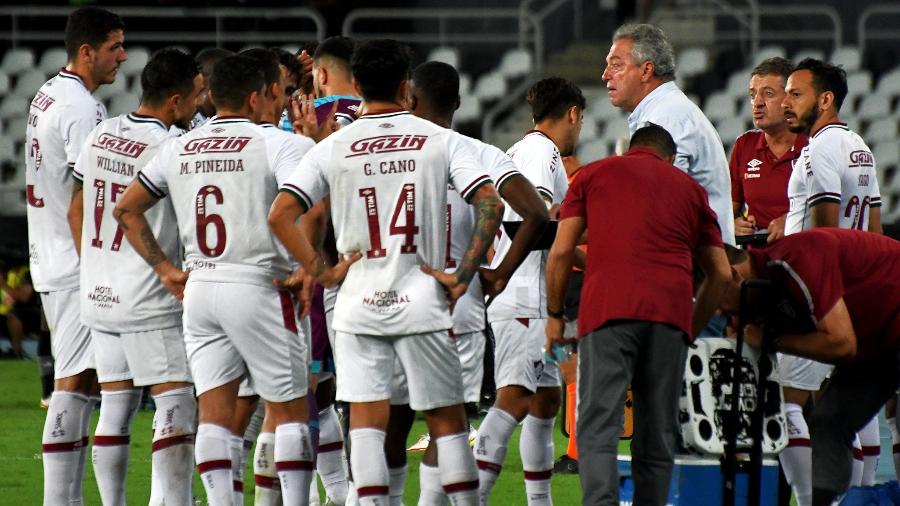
275,267,317,318
734,215,757,236
156,261,189,301
316,252,361,289
421,263,468,308
767,214,786,243
478,267,508,307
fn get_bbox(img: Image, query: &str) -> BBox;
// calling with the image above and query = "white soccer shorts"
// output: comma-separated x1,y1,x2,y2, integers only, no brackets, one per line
455,330,486,403
92,326,191,386
775,353,833,391
41,288,94,379
334,330,464,411
237,314,312,398
183,281,308,402
490,318,560,392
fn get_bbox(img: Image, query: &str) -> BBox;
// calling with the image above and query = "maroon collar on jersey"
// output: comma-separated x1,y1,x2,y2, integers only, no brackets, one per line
811,121,848,139
210,115,251,124
127,112,167,130
359,108,408,119
58,68,87,88
752,130,808,160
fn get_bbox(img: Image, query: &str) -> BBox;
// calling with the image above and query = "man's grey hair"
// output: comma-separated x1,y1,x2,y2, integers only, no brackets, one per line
613,24,676,82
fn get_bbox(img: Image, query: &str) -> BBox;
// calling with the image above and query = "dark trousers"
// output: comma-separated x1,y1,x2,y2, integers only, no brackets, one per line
810,351,900,501
577,320,687,506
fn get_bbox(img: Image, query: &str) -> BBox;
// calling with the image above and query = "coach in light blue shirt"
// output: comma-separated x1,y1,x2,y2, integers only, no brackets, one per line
602,24,736,245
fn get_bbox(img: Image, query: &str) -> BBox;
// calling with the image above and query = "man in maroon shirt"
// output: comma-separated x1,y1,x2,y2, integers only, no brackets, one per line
546,124,731,505
721,229,900,506
730,57,808,242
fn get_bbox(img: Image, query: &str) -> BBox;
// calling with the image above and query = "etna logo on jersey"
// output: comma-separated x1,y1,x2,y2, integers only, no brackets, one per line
848,150,874,168
346,135,427,158
93,133,149,158
181,136,251,155
30,91,55,112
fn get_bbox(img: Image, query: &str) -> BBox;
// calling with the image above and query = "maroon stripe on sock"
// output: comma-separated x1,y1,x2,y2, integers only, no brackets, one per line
93,435,131,446
275,460,314,471
356,486,389,498
524,469,552,481
319,441,343,453
476,459,502,474
197,459,233,473
788,438,810,448
853,448,864,461
443,479,479,493
233,480,243,492
152,434,195,452
862,445,881,456
42,440,83,453
255,474,280,489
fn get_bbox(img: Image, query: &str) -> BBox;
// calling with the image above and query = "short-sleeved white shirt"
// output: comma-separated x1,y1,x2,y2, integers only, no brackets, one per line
785,123,881,234
25,69,107,291
280,110,492,336
74,113,183,332
138,116,308,287
446,133,522,334
487,130,567,322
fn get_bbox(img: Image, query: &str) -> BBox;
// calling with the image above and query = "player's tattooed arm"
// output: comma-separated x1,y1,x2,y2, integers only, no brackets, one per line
67,178,85,255
114,181,189,300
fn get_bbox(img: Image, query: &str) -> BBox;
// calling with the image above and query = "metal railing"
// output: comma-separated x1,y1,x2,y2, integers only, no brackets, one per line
858,4,900,55
0,6,327,47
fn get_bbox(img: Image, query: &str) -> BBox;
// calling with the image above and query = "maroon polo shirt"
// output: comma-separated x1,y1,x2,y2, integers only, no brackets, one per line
560,147,724,339
729,130,808,228
749,229,900,364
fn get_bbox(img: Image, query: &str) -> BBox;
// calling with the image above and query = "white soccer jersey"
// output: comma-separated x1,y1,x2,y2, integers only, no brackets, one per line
138,116,309,286
446,133,522,334
25,69,107,292
487,130,567,321
785,123,881,234
74,113,183,332
281,110,491,336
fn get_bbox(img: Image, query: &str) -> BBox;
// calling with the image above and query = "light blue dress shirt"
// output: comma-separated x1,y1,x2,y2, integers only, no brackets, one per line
627,81,736,245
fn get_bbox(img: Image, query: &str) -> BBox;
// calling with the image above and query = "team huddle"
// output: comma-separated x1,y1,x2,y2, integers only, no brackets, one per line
22,5,900,506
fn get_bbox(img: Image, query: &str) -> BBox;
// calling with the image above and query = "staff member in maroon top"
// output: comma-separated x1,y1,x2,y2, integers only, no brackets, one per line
721,229,900,506
546,124,730,505
730,57,808,241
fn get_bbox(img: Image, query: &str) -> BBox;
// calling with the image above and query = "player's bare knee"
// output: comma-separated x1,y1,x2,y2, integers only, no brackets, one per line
55,369,97,394
531,386,561,418
349,400,391,430
495,386,533,421
265,396,309,426
422,404,467,437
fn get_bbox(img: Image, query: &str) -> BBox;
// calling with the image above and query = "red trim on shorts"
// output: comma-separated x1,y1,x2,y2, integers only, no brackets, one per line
279,290,298,333
443,480,479,493
319,441,344,453
516,318,530,328
255,474,280,489
356,485,390,497
275,460,314,471
476,459,502,474
853,448,864,461
42,440,83,453
153,434,195,452
197,459,233,473
524,469,553,481
862,445,880,456
93,435,130,446
233,480,243,492
788,438,810,448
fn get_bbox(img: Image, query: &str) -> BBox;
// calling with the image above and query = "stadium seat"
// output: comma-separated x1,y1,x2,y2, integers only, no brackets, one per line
724,69,751,99
119,47,150,78
830,46,861,72
95,76,128,101
459,73,472,95
0,48,35,75
875,67,900,97
704,91,737,123
498,48,532,79
108,93,137,117
792,48,826,63
579,118,598,140
12,70,47,97
0,136,15,163
754,44,786,62
716,117,747,145
472,72,506,103
576,138,609,164
0,95,29,120
856,94,892,122
601,119,630,144
428,47,459,69
6,114,27,145
38,47,67,75
0,71,8,95
586,96,621,122
874,141,900,171
453,96,481,124
845,71,873,103
677,47,708,79
864,117,897,144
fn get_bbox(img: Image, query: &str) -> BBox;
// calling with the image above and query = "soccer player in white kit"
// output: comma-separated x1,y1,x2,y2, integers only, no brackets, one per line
25,8,126,504
268,39,503,506
113,55,315,506
68,48,202,505
779,58,883,505
385,60,549,506
476,77,585,506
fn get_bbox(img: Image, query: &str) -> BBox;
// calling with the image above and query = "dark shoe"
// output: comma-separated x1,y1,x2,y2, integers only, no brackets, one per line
553,454,579,474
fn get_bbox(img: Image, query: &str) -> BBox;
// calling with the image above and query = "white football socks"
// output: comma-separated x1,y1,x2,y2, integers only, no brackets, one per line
780,403,812,506
520,415,555,505
350,428,389,505
437,432,479,505
151,387,196,506
418,462,448,506
275,422,314,505
92,389,141,506
195,423,234,506
317,405,349,503
42,391,90,505
253,431,282,506
857,416,880,486
473,408,517,503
